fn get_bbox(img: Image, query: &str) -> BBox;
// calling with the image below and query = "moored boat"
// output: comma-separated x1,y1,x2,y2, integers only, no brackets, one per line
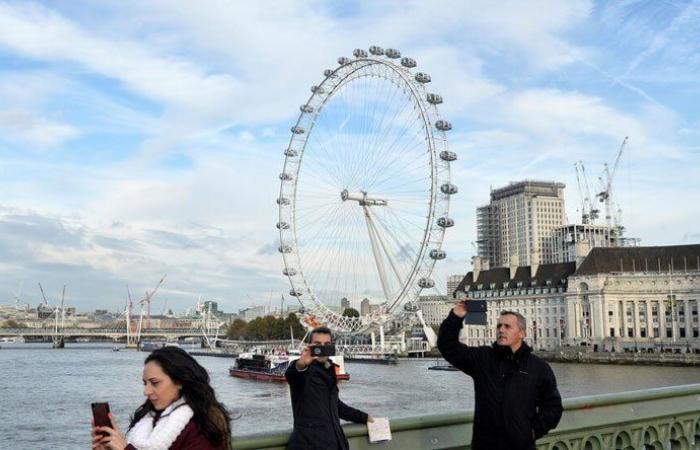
229,352,350,382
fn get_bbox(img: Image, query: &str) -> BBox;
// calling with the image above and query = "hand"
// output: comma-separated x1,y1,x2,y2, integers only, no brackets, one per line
367,416,375,423
452,300,468,318
91,419,108,450
296,347,315,370
94,413,128,450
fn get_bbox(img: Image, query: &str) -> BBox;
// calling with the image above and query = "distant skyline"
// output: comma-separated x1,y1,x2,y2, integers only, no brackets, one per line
1,1,698,312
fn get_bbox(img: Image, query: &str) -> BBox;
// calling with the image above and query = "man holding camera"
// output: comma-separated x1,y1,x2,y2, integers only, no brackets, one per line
438,300,563,450
285,326,373,450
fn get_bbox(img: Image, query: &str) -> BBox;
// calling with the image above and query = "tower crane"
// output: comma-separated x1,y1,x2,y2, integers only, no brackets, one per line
38,282,49,305
597,136,628,242
134,274,167,343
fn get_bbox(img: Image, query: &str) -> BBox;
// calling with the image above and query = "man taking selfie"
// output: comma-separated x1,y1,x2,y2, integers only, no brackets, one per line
285,326,373,450
438,300,563,450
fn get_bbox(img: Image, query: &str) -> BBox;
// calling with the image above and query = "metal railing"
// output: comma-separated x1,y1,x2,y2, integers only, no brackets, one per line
231,383,700,449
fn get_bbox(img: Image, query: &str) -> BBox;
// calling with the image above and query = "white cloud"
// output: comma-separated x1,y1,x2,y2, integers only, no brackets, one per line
0,109,79,147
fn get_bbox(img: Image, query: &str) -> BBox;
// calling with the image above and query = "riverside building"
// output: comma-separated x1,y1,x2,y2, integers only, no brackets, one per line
476,180,567,268
454,245,700,353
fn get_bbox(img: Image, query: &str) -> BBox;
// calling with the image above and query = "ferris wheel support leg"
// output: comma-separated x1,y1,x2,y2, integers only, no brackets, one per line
364,205,404,286
380,324,385,352
363,206,392,302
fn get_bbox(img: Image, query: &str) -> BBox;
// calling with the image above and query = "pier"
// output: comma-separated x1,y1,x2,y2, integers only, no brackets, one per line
232,383,700,450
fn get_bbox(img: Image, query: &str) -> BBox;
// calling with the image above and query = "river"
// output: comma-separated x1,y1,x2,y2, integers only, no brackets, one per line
0,343,698,449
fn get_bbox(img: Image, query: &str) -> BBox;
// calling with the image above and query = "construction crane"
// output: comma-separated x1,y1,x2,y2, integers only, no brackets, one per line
134,274,167,343
581,163,599,222
597,136,628,241
574,161,599,224
38,282,49,305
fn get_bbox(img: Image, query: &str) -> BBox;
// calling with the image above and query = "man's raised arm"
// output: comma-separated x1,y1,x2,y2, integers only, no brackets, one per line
437,300,482,375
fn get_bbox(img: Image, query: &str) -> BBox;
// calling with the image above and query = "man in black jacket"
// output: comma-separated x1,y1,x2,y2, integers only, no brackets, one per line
438,301,563,450
285,326,373,450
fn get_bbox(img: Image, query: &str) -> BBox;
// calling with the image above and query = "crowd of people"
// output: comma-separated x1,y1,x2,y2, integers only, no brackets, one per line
91,300,563,450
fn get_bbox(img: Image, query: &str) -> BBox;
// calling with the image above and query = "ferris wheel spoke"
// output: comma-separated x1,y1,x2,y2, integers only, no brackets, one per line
279,49,454,332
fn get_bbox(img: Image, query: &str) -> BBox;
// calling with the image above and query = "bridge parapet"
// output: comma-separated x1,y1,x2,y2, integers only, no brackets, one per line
231,383,700,449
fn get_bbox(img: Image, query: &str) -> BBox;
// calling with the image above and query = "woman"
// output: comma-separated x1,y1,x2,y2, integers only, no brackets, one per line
92,346,231,450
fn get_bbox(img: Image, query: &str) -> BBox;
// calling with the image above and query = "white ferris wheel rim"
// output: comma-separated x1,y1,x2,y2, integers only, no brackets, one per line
277,47,456,333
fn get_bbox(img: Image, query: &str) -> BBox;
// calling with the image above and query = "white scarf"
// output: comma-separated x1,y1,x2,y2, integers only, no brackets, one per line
126,398,194,450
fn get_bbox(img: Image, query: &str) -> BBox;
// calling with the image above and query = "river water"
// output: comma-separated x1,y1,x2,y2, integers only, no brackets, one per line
1,343,698,449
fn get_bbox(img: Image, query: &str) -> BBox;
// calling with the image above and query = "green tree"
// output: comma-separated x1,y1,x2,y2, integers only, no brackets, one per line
285,313,306,340
1,319,26,328
226,319,248,339
245,317,264,340
342,307,360,318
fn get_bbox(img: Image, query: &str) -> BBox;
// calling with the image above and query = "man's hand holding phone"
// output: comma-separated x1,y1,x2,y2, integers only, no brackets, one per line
453,299,468,318
296,346,315,370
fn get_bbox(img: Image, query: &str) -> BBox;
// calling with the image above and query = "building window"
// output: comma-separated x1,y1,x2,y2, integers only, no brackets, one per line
609,328,615,337
666,328,673,338
653,328,660,338
627,328,633,337
640,328,647,338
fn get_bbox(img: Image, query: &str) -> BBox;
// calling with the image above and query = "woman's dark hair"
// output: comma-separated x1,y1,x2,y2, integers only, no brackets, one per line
128,346,231,447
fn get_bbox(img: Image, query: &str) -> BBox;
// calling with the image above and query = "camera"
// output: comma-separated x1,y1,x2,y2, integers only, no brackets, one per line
310,344,336,357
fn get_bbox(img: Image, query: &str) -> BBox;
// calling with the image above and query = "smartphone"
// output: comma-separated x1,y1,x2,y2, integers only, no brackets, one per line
91,402,111,437
463,300,488,325
310,344,336,357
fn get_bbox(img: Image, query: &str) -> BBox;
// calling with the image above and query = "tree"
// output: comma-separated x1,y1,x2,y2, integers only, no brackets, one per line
226,319,247,339
285,313,306,340
1,319,26,328
342,308,360,318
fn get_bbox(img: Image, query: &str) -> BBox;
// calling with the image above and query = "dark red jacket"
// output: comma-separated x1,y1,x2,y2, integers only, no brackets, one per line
125,418,226,450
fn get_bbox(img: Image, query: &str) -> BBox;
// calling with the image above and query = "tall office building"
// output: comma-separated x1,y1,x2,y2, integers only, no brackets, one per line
447,274,464,298
340,297,350,310
360,298,370,316
476,180,566,267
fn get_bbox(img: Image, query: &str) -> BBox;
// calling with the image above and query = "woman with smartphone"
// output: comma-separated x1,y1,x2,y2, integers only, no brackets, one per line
91,346,231,450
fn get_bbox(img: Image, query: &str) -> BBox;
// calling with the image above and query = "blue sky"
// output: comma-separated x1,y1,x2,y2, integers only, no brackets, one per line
0,0,698,313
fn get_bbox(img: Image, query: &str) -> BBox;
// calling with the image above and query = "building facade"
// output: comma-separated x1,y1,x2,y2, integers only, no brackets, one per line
417,295,452,327
550,223,621,265
447,275,464,298
454,245,700,353
476,181,567,268
567,245,700,352
454,258,574,350
360,298,370,316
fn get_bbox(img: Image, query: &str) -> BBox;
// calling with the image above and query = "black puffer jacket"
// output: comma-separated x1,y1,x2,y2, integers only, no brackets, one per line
438,311,563,450
285,361,368,450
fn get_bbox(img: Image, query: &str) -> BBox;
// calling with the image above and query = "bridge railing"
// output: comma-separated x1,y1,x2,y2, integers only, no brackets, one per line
231,383,700,450
0,328,205,336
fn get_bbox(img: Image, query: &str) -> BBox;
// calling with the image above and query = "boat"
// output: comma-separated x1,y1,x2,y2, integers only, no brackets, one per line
344,352,398,365
229,352,350,382
427,361,460,371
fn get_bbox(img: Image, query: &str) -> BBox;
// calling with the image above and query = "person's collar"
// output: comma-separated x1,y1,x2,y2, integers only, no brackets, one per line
492,341,531,356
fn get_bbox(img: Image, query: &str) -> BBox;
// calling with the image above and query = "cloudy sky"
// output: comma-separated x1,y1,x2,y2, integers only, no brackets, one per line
0,0,698,313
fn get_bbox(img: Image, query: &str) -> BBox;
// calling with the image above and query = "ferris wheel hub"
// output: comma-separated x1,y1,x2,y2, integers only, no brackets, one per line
340,189,387,206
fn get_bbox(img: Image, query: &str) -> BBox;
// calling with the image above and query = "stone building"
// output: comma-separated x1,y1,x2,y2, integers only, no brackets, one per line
453,245,700,353
567,245,700,352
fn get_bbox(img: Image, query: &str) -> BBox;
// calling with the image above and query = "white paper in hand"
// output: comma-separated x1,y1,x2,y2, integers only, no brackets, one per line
367,417,391,443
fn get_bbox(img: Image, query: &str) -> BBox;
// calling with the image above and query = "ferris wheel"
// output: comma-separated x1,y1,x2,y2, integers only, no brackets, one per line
277,46,457,333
